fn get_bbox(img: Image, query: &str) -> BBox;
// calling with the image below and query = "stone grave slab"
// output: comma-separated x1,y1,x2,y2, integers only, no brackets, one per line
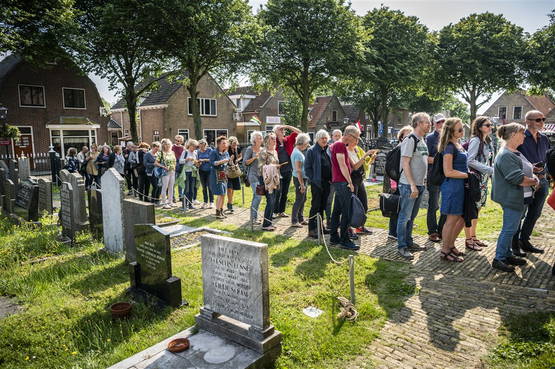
2,179,15,215
87,189,103,241
129,224,185,307
37,178,53,214
68,172,87,226
0,166,6,208
59,169,71,184
196,234,281,357
102,169,125,254
123,198,155,263
14,180,39,221
60,182,75,241
7,159,18,185
17,157,30,181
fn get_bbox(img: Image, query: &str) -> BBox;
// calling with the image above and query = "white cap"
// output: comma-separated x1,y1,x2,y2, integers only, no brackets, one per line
433,113,446,123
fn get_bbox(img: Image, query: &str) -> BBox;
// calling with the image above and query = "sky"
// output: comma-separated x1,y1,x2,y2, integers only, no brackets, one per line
91,0,554,113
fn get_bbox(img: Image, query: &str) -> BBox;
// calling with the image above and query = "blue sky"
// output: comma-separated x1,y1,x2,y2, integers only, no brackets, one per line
93,0,554,111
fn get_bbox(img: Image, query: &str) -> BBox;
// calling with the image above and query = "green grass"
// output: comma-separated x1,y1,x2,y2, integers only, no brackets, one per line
0,210,414,369
488,311,555,369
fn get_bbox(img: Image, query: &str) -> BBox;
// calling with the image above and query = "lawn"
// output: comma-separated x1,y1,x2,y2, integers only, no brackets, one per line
0,210,414,369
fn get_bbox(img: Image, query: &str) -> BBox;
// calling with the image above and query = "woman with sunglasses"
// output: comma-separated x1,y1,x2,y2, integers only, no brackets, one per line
438,118,468,262
464,116,494,250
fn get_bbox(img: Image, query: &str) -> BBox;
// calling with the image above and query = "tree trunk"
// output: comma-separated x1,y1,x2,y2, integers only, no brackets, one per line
125,90,139,143
299,65,311,132
187,79,202,139
469,87,477,123
379,92,390,138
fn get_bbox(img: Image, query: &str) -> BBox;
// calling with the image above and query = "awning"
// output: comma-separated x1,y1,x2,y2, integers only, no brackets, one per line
236,121,261,127
46,116,100,129
544,123,555,132
107,118,122,130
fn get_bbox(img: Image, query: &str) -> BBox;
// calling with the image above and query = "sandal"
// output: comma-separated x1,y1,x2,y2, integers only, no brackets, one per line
449,246,466,257
465,238,483,251
472,237,487,247
440,249,464,262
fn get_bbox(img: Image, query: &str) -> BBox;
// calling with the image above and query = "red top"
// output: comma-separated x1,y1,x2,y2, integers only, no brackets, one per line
330,141,351,183
172,144,184,161
281,131,298,156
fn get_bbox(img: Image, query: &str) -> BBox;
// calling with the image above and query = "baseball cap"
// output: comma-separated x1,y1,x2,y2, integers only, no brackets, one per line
433,113,446,123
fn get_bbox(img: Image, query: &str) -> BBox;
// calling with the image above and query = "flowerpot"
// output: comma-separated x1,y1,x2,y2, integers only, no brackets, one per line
167,338,190,353
110,302,132,319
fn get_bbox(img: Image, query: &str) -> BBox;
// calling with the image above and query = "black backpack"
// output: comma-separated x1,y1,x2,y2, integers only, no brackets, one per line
385,135,418,181
429,143,458,186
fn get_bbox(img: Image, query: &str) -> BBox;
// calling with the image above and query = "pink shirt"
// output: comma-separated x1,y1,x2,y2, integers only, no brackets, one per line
330,141,351,183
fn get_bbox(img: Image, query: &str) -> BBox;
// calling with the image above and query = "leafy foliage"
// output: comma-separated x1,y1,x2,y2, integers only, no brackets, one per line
252,0,365,131
525,10,555,91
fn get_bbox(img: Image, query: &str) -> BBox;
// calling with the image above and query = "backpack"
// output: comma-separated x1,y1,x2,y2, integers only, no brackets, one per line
546,148,555,177
379,192,400,218
350,194,367,228
429,143,458,186
385,135,418,181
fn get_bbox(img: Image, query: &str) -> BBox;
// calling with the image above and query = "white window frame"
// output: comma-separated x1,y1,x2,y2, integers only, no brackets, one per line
48,128,96,159
188,97,218,117
62,87,86,110
513,106,523,120
177,129,190,140
18,84,46,108
11,126,36,157
277,101,285,116
498,106,507,119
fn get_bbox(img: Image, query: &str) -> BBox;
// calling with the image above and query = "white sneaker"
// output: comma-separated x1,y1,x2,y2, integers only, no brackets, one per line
208,203,214,209
193,200,200,205
201,203,207,209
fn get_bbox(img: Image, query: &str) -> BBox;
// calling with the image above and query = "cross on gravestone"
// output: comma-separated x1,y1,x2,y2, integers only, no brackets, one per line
17,157,30,181
60,182,75,240
123,198,155,263
196,234,282,356
87,188,103,241
68,172,87,226
14,180,39,221
129,224,185,307
101,168,126,254
37,178,53,214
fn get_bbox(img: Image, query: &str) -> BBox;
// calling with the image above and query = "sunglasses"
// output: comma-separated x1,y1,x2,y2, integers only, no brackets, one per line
528,117,546,122
482,124,492,128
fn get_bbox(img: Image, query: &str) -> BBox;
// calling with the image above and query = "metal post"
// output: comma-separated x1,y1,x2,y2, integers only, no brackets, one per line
48,146,58,185
241,183,245,207
317,214,322,244
349,255,356,304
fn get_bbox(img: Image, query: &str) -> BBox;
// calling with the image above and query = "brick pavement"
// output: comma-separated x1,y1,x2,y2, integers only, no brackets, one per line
165,204,555,369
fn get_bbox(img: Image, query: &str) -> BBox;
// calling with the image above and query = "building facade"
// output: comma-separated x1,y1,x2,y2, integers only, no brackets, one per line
0,54,109,159
483,91,555,129
111,73,236,146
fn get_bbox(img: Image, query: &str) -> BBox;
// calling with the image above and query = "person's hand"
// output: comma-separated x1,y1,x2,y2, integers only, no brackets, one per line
410,184,418,199
348,183,354,192
300,184,306,193
533,166,543,173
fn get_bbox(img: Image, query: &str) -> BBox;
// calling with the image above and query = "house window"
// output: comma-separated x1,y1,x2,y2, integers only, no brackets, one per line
236,98,241,110
19,85,45,107
308,132,314,142
188,98,217,116
153,130,160,142
178,129,189,141
498,106,507,120
50,129,96,158
278,101,286,115
63,88,86,109
513,106,522,120
332,110,338,121
203,129,228,146
247,130,254,144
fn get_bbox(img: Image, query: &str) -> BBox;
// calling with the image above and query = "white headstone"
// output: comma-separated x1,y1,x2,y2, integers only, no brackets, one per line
101,168,126,254
17,157,30,181
68,172,87,225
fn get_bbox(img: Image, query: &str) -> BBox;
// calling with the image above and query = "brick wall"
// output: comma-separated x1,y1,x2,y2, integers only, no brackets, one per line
483,93,535,124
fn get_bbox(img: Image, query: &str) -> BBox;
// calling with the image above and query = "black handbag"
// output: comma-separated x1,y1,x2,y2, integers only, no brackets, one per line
379,193,400,218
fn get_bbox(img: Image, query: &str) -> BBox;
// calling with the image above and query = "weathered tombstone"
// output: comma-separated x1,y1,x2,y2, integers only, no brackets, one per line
196,234,282,358
2,179,15,215
101,168,125,253
60,182,75,241
87,188,103,241
14,180,39,221
37,178,53,214
129,224,185,307
68,172,87,226
7,159,18,185
59,169,71,184
17,156,30,181
123,198,155,262
374,152,387,176
0,166,6,206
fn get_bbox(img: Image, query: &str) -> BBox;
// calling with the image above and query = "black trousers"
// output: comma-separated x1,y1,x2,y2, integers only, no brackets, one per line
275,171,292,214
308,181,330,233
138,173,149,201
353,176,367,212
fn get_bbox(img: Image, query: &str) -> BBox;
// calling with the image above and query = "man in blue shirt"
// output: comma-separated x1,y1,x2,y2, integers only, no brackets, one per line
515,110,550,254
425,113,446,242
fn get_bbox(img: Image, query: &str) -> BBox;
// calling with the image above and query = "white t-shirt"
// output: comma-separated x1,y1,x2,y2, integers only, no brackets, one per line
180,150,198,171
399,134,429,186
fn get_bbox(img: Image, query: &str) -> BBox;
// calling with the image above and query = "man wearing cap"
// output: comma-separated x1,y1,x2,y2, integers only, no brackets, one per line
425,113,446,243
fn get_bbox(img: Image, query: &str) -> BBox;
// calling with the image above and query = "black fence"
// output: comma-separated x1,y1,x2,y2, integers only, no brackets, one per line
0,152,54,176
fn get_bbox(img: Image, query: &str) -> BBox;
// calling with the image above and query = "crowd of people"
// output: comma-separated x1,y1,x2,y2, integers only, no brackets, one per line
64,110,554,272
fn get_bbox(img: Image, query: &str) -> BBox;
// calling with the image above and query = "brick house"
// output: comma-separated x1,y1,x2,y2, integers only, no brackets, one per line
483,91,555,130
0,54,109,159
111,73,236,146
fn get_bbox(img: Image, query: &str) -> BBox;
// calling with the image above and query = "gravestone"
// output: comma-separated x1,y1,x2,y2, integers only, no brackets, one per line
60,182,75,240
68,172,87,226
7,159,18,185
2,179,15,215
0,166,6,208
14,180,39,221
17,156,30,181
123,198,155,262
129,224,185,307
87,188,103,241
374,152,387,176
59,169,72,184
196,234,282,357
37,178,53,214
101,168,126,253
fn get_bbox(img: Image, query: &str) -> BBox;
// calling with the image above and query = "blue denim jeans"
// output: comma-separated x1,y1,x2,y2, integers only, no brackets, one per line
250,178,262,222
495,207,521,261
184,171,195,208
396,183,424,249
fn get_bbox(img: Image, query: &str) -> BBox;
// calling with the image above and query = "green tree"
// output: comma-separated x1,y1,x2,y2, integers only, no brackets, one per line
150,0,259,139
252,0,365,132
339,7,430,137
436,13,525,122
0,0,76,63
71,0,169,142
525,10,555,91
280,89,303,127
